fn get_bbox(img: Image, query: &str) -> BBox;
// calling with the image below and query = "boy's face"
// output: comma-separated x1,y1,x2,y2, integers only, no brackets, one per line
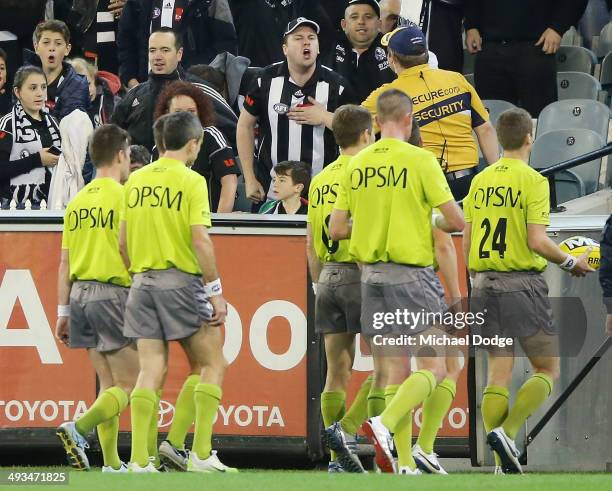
272,171,302,201
35,31,71,71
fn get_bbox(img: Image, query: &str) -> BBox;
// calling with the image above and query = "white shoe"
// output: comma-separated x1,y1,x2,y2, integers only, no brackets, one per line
494,465,505,475
187,450,238,473
487,427,523,474
412,444,448,475
102,462,128,473
361,417,396,473
127,461,159,473
56,421,90,471
398,466,422,475
159,440,189,471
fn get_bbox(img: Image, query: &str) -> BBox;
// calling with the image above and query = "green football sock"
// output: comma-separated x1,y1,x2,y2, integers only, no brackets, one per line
340,376,372,434
167,374,200,449
97,416,121,469
482,385,510,467
320,390,346,462
129,388,157,467
380,370,436,432
367,385,386,417
503,374,553,440
147,390,162,467
192,383,222,459
384,384,414,469
417,378,457,454
76,386,128,435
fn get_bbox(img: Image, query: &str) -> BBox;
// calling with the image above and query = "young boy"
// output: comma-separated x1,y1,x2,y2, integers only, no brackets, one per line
259,161,310,215
23,20,89,121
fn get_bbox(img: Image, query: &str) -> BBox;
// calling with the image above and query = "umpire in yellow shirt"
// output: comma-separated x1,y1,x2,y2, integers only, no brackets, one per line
120,112,235,473
330,88,464,474
362,24,499,200
56,125,137,473
463,108,593,474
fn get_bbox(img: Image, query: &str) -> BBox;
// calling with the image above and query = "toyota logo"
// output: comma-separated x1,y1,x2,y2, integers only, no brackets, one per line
158,400,175,428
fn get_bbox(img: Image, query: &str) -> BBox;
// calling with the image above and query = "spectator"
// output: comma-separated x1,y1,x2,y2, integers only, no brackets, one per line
111,28,238,151
259,161,310,215
465,0,588,117
22,20,90,121
117,0,237,88
154,80,240,213
0,66,60,208
419,0,465,73
324,0,396,104
237,18,355,207
71,0,127,73
600,213,612,336
362,25,499,200
379,0,402,33
0,49,10,116
129,144,151,172
69,58,118,127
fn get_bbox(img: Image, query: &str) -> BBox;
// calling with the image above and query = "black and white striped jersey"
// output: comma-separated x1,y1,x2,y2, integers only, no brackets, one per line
243,61,356,193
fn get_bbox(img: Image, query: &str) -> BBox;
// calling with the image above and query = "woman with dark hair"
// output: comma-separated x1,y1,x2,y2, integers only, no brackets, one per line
0,65,61,208
154,81,240,213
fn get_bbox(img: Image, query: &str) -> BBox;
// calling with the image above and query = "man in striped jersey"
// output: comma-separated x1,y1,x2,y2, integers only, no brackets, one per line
236,17,356,209
112,28,238,150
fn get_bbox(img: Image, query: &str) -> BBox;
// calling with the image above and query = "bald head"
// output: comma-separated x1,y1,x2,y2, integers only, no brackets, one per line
376,88,413,124
379,0,402,33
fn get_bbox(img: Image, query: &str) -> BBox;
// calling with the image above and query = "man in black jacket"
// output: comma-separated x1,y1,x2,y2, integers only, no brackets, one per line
117,0,237,89
599,215,612,336
112,28,237,151
324,0,395,104
465,0,588,117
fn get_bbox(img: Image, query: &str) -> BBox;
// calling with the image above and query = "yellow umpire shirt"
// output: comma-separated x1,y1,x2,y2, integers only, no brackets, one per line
62,177,131,287
362,64,489,173
308,155,354,263
122,157,212,275
463,157,550,272
334,138,454,266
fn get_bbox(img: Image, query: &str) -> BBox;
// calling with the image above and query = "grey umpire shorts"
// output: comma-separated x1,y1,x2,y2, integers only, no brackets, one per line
470,271,557,356
124,268,214,341
315,262,361,334
70,281,131,353
361,262,446,337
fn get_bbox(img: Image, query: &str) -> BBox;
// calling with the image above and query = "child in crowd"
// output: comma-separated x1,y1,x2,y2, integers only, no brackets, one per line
23,20,89,121
259,161,310,215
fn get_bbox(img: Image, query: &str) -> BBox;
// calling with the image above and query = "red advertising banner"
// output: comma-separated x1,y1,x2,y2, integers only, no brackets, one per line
0,232,308,437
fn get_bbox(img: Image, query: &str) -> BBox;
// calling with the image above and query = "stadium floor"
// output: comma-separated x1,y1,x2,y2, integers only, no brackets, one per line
1,469,611,491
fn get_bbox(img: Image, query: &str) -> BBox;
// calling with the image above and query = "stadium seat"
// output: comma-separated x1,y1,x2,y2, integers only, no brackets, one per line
597,21,612,58
554,169,587,204
561,26,581,47
556,46,597,74
600,52,612,103
482,100,516,126
536,99,610,138
529,129,605,197
557,72,602,100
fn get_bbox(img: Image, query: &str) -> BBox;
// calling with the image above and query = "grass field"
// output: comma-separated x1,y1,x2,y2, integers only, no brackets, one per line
1,469,611,491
